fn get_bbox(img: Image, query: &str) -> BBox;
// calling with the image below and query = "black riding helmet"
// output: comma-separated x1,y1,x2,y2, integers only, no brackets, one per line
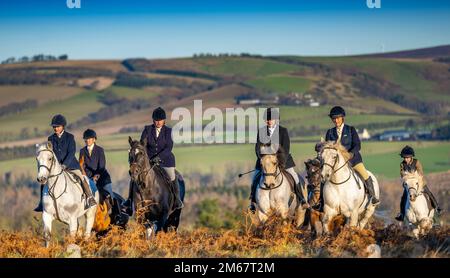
83,129,97,140
400,145,415,158
328,106,346,119
152,107,166,121
50,114,67,127
263,107,280,121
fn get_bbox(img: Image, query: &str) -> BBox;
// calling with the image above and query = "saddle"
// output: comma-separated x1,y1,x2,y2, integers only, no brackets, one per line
281,169,306,204
351,169,365,191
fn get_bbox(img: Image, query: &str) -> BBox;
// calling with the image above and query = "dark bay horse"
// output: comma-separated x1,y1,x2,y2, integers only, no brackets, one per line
128,137,185,239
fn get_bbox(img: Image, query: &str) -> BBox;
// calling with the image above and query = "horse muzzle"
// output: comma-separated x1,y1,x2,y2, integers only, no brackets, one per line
263,182,275,189
37,176,47,184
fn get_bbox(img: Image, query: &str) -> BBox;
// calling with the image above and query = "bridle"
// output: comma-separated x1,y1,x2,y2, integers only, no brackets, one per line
260,159,284,190
320,147,352,185
36,147,68,221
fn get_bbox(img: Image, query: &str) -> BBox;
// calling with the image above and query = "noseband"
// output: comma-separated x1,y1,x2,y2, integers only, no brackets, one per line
320,147,352,185
37,148,63,180
260,163,284,190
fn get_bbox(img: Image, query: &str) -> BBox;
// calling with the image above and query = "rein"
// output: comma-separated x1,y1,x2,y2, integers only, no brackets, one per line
321,147,352,185
37,148,68,221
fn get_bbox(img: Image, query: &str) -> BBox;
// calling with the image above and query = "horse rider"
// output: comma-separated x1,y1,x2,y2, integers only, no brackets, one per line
395,145,442,221
79,129,117,208
248,107,308,213
325,106,379,205
34,114,96,212
123,107,183,214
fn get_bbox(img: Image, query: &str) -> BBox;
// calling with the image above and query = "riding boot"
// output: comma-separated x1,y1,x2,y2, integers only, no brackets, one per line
81,179,96,209
395,189,407,221
248,172,260,213
365,176,380,205
294,181,309,209
122,182,134,216
172,179,184,210
423,185,442,215
34,185,44,212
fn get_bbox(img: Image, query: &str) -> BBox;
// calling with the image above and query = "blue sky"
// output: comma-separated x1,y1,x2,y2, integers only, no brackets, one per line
0,0,449,60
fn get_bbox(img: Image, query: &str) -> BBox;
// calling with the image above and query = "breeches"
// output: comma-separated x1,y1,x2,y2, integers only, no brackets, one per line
163,167,176,181
352,163,370,180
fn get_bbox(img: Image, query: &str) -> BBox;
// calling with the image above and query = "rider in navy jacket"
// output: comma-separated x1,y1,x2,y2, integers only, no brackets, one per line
34,114,96,212
324,106,379,205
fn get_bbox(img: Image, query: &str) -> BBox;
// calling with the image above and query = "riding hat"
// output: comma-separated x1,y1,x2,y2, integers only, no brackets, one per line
263,107,280,121
328,106,346,119
50,114,67,127
400,145,415,157
83,129,97,140
152,107,166,121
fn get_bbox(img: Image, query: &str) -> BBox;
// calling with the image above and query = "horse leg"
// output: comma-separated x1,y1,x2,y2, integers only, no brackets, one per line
145,222,158,240
69,217,78,238
359,204,375,229
84,207,97,239
349,209,359,227
294,205,307,228
42,212,53,248
256,208,269,225
322,205,338,235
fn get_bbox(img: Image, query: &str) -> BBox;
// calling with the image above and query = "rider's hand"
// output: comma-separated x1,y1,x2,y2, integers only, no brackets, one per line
61,164,66,170
93,174,100,182
152,156,161,164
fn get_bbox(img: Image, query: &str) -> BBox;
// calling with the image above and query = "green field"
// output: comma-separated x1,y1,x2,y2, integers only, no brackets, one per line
247,75,312,94
0,90,103,136
291,57,449,102
198,57,303,77
1,141,448,180
106,86,163,101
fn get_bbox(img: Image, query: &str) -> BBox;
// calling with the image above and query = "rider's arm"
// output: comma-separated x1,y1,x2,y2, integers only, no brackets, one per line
348,126,361,155
255,130,261,158
156,127,174,158
325,129,331,141
62,134,76,168
415,160,425,177
140,126,148,143
97,147,107,176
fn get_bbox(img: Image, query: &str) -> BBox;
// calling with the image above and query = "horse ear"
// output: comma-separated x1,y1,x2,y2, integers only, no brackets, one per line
128,136,133,146
320,137,325,143
47,141,53,149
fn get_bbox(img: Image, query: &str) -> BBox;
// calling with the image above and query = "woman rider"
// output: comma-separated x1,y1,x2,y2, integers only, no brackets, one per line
395,145,442,221
324,106,379,205
34,114,96,211
123,107,183,214
79,129,117,208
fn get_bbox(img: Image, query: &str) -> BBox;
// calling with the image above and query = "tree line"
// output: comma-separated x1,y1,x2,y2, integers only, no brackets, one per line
1,54,68,65
0,99,37,117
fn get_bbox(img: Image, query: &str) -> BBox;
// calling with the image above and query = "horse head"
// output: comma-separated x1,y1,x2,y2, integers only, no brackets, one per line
319,141,352,182
36,141,57,184
402,170,424,202
260,143,285,188
305,158,322,186
128,136,150,182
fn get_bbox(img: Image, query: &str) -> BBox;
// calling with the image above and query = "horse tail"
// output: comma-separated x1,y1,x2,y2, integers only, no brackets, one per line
93,201,110,232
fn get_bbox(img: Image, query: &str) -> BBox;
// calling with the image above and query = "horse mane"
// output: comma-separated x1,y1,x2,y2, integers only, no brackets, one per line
321,141,353,162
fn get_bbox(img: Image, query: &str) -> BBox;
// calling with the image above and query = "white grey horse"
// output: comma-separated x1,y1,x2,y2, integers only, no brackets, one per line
402,170,435,238
319,141,380,233
255,145,307,227
36,142,99,247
